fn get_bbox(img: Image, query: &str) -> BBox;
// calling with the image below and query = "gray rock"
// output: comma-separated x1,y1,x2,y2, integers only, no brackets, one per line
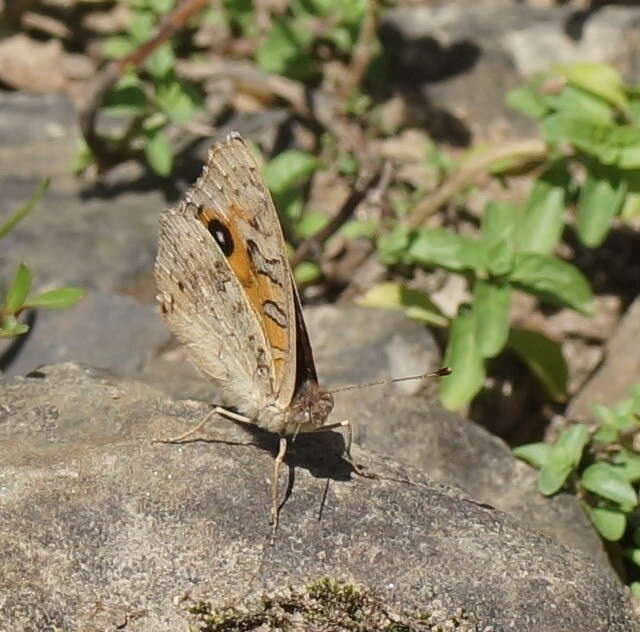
1,290,171,376
144,304,609,567
380,4,640,141
568,295,640,423
0,362,636,631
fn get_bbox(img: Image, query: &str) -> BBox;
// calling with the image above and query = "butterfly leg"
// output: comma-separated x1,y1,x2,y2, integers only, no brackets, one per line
312,419,374,478
152,406,252,443
270,436,288,541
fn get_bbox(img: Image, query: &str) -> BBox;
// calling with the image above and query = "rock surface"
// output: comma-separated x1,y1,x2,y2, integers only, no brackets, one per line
1,362,637,631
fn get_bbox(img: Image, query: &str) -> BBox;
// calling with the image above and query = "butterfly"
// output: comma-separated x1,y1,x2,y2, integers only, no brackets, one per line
154,132,351,532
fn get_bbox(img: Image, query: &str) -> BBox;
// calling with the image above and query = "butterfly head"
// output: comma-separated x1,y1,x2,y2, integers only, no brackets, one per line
284,380,334,435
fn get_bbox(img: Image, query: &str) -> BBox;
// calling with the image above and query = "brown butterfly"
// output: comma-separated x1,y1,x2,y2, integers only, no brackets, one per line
154,132,449,532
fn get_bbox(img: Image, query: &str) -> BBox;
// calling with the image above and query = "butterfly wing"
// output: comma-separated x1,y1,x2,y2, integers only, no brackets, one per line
154,133,298,418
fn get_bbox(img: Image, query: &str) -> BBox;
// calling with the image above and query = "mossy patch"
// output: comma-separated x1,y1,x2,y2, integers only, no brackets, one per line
184,578,480,631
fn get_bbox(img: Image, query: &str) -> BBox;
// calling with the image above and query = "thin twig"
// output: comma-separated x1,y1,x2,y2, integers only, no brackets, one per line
340,0,379,98
290,164,384,268
407,138,548,229
79,0,209,171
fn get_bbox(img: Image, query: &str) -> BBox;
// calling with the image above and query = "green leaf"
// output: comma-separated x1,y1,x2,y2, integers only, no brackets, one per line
104,75,147,116
155,78,200,123
506,83,548,120
129,10,156,44
538,463,572,495
473,280,511,358
295,210,328,238
263,150,319,199
576,161,627,247
516,162,568,254
481,202,519,247
550,424,590,468
3,264,32,315
555,62,629,114
339,219,377,240
256,17,316,81
146,42,175,78
513,442,551,469
439,305,486,410
612,449,640,483
23,287,85,310
509,253,593,314
543,85,614,125
508,327,568,402
0,179,49,240
144,128,173,176
586,506,627,541
621,191,640,221
147,0,175,13
581,463,638,509
293,261,321,285
356,281,448,328
631,583,640,599
102,35,136,60
376,225,410,265
542,115,640,168
407,229,486,275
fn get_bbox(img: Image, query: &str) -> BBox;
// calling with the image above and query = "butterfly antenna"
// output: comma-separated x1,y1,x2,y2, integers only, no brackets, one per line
329,367,452,395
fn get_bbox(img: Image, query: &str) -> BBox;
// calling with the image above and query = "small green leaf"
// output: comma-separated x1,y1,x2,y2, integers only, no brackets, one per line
256,17,316,81
586,505,627,541
513,442,551,469
102,35,136,60
104,75,147,116
263,150,319,199
439,305,485,410
516,162,568,254
581,463,638,509
631,583,640,599
339,219,377,240
538,463,572,495
155,78,200,123
357,281,448,328
146,42,175,78
508,327,568,401
147,0,175,13
0,179,49,240
144,128,173,176
481,201,519,246
473,280,511,358
506,83,548,120
550,424,590,468
293,261,321,285
3,264,32,315
576,161,627,247
407,229,486,275
376,225,410,265
295,210,328,238
555,62,629,114
621,191,640,221
612,449,640,483
23,287,85,310
510,253,593,314
544,85,614,125
129,10,156,45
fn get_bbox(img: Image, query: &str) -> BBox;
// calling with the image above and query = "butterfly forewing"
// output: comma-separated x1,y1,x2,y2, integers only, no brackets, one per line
154,133,299,418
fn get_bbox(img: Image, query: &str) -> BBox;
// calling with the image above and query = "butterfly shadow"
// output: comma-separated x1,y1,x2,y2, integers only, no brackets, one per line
160,417,359,520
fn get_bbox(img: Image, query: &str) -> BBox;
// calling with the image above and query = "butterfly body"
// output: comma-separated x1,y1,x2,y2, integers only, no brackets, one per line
154,132,334,437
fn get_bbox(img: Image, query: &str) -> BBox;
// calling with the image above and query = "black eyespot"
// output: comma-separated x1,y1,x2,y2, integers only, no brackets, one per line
208,219,233,257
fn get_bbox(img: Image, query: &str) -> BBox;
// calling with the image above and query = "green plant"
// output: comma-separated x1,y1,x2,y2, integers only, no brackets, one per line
361,61,640,410
0,181,84,339
86,0,202,176
514,386,640,595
